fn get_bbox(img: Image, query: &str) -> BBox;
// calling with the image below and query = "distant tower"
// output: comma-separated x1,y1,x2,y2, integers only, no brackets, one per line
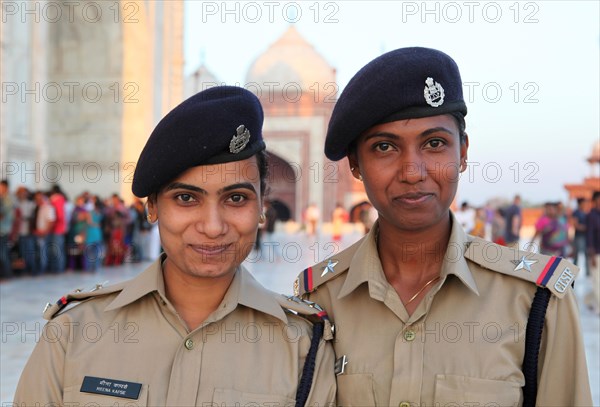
564,140,600,201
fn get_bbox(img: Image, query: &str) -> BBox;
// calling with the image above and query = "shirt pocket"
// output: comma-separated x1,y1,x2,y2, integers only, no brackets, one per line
336,373,377,407
434,374,522,407
212,388,296,407
63,384,149,406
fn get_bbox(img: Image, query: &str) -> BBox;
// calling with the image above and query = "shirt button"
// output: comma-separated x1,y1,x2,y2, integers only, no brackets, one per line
404,330,416,341
399,402,411,407
184,338,194,350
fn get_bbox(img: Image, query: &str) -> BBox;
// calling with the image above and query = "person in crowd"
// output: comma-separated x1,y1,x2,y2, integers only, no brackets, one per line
491,207,506,246
504,194,522,249
14,186,37,275
470,207,487,238
295,47,591,406
66,195,89,271
48,185,67,273
0,179,14,277
454,201,475,233
331,203,349,242
103,194,129,266
304,203,320,237
84,195,104,271
571,198,588,269
585,191,600,315
14,86,336,405
33,191,56,276
533,202,569,257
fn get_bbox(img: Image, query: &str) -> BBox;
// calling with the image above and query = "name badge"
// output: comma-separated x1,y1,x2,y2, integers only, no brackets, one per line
81,376,142,400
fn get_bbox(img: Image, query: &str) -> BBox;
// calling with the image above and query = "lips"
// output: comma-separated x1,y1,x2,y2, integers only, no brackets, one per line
188,243,232,256
393,192,433,205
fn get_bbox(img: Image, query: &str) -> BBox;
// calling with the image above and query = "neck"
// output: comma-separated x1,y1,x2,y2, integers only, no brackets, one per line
163,259,236,331
377,213,452,283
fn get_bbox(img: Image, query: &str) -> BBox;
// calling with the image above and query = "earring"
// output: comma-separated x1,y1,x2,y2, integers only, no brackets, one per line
358,173,363,181
259,213,266,224
147,214,155,223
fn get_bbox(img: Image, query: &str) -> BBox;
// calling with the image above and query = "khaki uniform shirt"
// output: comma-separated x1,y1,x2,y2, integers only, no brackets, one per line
15,256,336,406
297,214,592,407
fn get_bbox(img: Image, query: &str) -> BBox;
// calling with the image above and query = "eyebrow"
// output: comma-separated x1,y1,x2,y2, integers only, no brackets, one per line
164,182,257,195
363,126,455,142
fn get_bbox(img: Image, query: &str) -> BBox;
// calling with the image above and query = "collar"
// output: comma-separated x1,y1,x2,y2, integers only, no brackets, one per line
221,264,288,324
104,253,168,312
105,254,288,323
337,212,480,300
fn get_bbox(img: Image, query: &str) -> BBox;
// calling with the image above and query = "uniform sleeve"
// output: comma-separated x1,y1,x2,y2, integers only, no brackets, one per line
536,289,592,406
304,334,337,406
13,319,67,405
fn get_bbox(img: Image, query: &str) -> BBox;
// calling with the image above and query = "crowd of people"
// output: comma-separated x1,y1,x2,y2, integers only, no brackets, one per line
0,180,157,278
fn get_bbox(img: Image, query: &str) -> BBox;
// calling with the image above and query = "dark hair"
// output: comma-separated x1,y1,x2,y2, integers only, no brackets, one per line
256,150,270,198
1,179,8,187
592,191,600,201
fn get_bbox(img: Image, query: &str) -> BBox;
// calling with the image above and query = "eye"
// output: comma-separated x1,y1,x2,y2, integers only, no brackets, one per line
426,139,445,149
227,194,247,204
374,142,394,152
176,194,195,203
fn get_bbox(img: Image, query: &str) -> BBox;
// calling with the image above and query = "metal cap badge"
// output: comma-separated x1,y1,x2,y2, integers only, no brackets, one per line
424,77,445,107
229,125,251,154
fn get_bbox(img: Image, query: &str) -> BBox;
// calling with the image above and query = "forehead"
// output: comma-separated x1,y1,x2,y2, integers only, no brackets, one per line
172,156,260,186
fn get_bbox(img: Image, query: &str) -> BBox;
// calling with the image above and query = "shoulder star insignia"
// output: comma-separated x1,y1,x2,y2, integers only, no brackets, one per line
321,260,339,277
511,256,537,272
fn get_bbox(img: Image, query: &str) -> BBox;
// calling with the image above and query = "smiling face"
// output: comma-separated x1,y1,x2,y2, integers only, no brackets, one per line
349,114,468,233
147,156,262,281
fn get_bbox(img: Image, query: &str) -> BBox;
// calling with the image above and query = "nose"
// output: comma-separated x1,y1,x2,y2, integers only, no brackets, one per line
195,204,227,238
398,150,427,184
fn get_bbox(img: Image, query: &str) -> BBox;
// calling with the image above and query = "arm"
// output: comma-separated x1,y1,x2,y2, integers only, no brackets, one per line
14,319,67,405
535,289,592,406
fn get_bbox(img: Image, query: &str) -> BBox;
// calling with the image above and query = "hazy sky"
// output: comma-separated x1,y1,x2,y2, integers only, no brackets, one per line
184,1,599,206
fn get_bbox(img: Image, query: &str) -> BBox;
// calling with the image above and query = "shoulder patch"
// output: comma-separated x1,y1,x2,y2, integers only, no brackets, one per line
464,237,579,298
43,281,126,320
276,294,334,340
294,237,364,297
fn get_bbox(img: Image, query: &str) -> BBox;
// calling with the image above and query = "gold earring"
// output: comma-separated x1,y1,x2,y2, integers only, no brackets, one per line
351,167,363,181
147,214,155,223
259,213,266,224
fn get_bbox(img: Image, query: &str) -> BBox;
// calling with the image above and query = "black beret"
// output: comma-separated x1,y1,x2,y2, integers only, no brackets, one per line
325,47,467,161
132,86,265,197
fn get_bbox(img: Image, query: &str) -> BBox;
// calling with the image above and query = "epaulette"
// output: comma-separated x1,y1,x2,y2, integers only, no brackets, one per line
276,294,334,341
42,281,126,320
464,236,579,299
293,238,364,297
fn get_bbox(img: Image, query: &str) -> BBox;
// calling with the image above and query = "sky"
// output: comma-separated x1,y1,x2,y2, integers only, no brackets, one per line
183,0,599,207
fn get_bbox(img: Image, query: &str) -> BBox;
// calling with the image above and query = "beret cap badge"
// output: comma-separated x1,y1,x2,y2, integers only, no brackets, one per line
424,77,445,107
229,125,251,154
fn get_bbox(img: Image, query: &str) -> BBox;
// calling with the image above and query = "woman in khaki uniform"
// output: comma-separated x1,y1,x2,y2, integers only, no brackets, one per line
15,86,336,406
296,48,592,406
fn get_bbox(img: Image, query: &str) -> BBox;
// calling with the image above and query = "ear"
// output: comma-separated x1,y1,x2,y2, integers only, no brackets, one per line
460,133,469,172
146,195,157,217
347,154,361,180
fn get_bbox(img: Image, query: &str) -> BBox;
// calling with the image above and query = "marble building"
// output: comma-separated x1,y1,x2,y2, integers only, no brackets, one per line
1,1,184,201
